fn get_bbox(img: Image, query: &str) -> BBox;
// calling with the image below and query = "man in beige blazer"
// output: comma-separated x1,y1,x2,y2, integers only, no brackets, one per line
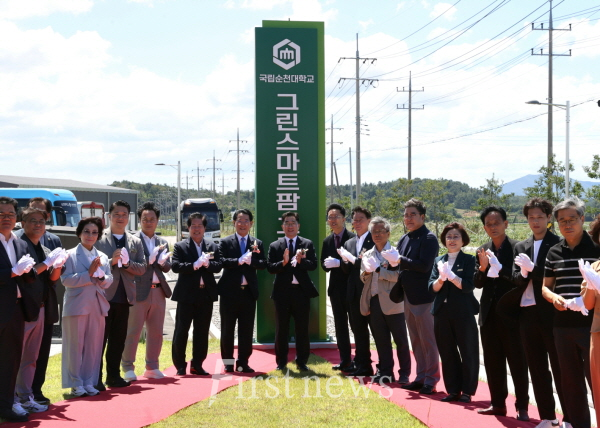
94,201,146,389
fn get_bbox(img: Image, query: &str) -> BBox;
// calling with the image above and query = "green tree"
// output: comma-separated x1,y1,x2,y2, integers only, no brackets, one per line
523,154,582,205
583,154,600,216
421,179,454,236
472,174,514,213
379,178,414,221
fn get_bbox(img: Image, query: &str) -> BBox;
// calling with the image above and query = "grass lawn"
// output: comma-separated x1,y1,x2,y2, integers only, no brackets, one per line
33,339,424,428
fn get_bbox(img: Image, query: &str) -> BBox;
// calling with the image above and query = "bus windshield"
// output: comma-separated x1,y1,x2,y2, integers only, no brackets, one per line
55,200,81,227
182,207,220,232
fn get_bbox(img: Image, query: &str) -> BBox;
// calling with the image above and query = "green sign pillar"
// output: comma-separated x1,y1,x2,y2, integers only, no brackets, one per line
255,20,327,343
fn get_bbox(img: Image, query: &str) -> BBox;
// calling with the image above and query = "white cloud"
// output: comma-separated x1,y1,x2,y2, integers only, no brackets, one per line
225,0,289,10
430,2,457,20
0,0,93,20
359,19,374,33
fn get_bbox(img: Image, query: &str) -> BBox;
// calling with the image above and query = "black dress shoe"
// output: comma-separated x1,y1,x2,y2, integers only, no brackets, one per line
441,393,460,402
332,362,353,371
347,367,374,377
401,381,423,391
458,394,471,403
276,365,287,371
235,363,255,373
477,405,507,416
176,367,186,375
419,384,437,395
106,377,131,388
190,366,209,376
94,383,107,391
296,363,310,372
224,365,234,373
516,409,530,421
0,409,29,422
33,393,51,405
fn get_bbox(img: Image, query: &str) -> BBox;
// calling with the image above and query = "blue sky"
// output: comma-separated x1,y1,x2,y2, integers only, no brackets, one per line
1,0,599,193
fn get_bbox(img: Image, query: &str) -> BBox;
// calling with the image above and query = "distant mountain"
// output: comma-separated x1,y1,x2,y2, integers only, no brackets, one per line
502,174,600,196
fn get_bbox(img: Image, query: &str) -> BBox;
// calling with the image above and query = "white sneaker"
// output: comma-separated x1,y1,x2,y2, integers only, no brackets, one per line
21,399,48,413
83,385,99,396
71,386,87,397
143,369,165,379
12,402,28,416
123,370,137,381
535,420,559,428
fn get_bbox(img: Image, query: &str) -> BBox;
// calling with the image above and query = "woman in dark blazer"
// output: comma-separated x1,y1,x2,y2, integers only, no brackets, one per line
428,222,479,403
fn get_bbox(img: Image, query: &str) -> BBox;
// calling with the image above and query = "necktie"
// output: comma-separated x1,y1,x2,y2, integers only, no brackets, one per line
240,237,246,254
288,239,294,255
334,235,340,249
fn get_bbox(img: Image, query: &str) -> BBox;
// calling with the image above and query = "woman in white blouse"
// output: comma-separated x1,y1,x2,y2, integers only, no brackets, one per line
61,217,112,398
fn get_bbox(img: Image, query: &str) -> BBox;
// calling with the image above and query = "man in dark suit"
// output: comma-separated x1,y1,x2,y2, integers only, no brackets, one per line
339,206,374,377
15,197,62,405
475,206,529,421
122,202,172,381
0,197,36,422
218,209,266,373
94,200,147,389
171,212,221,375
320,203,355,371
267,211,318,371
497,198,564,426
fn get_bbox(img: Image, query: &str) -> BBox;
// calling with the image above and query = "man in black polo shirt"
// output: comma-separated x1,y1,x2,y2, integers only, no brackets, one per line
542,198,599,428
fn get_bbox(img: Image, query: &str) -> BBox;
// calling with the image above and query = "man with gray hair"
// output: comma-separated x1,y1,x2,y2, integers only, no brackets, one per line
542,198,599,428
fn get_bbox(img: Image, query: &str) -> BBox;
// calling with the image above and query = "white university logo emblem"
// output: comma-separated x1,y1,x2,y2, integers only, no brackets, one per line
273,39,300,70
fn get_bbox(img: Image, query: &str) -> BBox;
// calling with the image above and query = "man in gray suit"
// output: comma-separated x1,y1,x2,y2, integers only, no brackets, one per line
94,200,146,389
122,202,172,381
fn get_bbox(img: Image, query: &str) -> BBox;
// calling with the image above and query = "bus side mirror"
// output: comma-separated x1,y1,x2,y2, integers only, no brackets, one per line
219,210,224,223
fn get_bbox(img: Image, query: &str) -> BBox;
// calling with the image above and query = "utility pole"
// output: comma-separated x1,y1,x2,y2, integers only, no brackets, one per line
531,0,571,170
397,71,424,180
222,172,225,196
196,161,201,196
206,150,222,200
326,115,343,204
339,34,377,204
348,148,353,208
229,128,248,209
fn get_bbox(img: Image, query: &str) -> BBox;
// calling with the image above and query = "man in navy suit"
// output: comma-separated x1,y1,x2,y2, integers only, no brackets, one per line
218,209,266,373
267,211,318,371
171,212,221,376
0,197,36,422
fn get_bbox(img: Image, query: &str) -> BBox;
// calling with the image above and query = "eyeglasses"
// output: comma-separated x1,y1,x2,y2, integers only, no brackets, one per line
445,235,462,241
558,218,580,227
26,220,46,226
283,221,298,226
371,229,389,235
82,230,99,235
403,213,421,219
327,215,342,221
0,213,17,219
235,220,251,225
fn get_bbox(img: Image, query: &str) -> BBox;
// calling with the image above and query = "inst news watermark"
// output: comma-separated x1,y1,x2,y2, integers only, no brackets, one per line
208,359,394,406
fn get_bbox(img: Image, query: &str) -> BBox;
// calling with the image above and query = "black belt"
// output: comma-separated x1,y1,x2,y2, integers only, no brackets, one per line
151,283,161,288
290,283,300,288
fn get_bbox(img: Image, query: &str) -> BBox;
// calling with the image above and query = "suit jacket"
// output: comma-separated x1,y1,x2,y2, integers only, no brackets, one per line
15,229,62,251
267,236,318,300
171,238,221,302
320,229,355,297
61,244,112,317
474,236,518,326
134,231,172,301
496,231,561,323
428,251,479,318
340,232,375,302
218,233,266,300
359,245,402,316
94,230,146,303
0,236,32,325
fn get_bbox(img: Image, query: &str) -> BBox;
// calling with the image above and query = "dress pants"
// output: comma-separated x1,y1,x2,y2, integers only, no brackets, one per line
434,304,479,395
172,298,213,370
98,301,130,383
368,296,411,380
480,304,529,410
274,288,310,367
347,294,372,370
15,307,45,400
220,288,256,366
62,310,105,388
590,332,600,426
31,321,54,397
0,301,24,411
330,286,351,365
519,307,564,420
554,326,592,428
122,288,166,372
404,299,440,387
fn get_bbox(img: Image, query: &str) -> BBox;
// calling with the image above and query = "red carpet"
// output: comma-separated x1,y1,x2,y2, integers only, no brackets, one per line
313,348,541,428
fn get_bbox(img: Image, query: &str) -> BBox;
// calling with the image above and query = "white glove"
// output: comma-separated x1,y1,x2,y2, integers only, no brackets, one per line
92,264,105,278
158,251,172,266
202,252,210,267
443,262,457,281
337,247,356,264
579,259,600,292
324,256,340,269
362,256,378,273
193,254,206,270
381,247,400,267
149,246,161,265
43,247,63,268
437,260,448,282
565,296,589,316
238,250,252,265
12,254,35,276
486,249,501,278
52,249,70,269
118,247,129,267
515,253,534,278
290,256,297,267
